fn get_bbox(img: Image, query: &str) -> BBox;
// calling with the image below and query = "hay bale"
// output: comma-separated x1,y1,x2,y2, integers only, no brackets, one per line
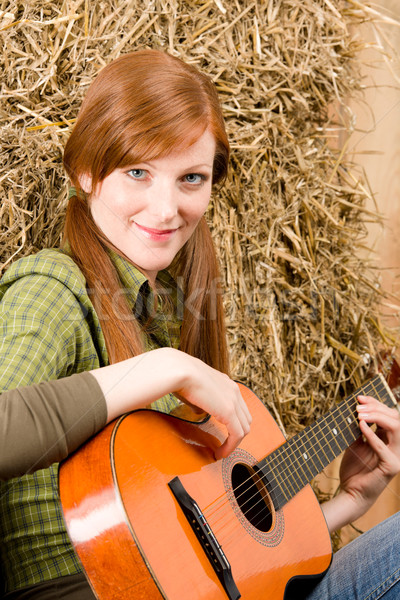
0,0,397,434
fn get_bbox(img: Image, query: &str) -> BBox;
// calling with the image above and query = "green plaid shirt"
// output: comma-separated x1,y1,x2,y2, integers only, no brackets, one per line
0,248,182,592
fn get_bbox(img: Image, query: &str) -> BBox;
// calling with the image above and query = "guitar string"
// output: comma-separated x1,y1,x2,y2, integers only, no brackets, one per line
202,382,365,520
206,378,390,542
206,400,362,541
208,378,395,545
203,377,384,519
202,379,392,538
229,378,396,540
204,377,388,531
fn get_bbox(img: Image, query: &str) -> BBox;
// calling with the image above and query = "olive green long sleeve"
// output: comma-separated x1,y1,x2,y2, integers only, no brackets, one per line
0,371,107,480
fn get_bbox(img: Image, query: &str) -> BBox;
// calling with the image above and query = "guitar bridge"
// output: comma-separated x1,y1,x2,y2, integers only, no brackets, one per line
168,476,240,600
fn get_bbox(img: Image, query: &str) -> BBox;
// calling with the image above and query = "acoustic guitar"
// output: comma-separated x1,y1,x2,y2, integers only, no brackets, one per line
59,373,396,599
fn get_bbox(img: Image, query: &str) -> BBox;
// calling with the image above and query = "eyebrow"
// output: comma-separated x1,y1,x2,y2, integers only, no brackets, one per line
123,161,213,172
181,163,213,171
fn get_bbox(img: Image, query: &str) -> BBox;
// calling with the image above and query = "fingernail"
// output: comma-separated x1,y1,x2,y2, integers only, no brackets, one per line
357,405,368,411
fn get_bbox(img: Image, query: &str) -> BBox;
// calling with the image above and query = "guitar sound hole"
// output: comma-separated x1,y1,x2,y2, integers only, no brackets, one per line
231,463,273,532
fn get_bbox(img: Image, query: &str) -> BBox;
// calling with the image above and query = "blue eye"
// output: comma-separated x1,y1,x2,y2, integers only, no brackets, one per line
184,173,205,185
128,169,147,179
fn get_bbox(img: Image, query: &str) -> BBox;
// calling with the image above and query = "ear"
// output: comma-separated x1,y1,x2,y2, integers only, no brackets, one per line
78,173,93,194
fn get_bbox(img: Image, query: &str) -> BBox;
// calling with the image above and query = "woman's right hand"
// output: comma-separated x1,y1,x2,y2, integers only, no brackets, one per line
90,347,252,458
171,351,252,458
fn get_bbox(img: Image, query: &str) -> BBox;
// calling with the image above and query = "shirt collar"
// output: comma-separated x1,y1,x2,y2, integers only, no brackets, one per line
109,249,148,310
109,250,182,317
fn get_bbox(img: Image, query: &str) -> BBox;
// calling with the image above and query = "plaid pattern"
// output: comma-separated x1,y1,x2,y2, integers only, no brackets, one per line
0,248,182,592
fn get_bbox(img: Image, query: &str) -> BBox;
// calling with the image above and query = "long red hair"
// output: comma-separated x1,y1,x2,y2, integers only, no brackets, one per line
63,50,229,372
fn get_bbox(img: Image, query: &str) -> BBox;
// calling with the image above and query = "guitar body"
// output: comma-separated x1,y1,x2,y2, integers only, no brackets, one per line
59,383,332,599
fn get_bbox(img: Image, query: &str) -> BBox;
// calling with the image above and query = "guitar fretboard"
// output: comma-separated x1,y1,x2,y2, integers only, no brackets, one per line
256,374,396,510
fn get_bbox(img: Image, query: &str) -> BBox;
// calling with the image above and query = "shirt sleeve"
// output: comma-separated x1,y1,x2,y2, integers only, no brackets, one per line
0,273,97,391
0,372,107,480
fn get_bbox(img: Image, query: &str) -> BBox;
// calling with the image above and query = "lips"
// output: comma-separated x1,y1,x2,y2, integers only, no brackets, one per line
133,222,179,241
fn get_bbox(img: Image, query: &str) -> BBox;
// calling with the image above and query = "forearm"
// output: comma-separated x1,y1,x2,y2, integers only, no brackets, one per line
321,492,365,534
0,372,106,480
0,347,249,482
0,348,183,480
90,347,187,421
321,476,388,534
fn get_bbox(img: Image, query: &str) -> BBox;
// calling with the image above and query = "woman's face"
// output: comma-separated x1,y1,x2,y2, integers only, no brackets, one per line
86,129,216,284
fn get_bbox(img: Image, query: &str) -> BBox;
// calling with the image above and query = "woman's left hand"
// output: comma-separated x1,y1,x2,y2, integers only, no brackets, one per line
338,394,400,518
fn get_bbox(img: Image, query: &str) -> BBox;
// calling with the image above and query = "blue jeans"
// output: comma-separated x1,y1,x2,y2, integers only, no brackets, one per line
304,511,400,600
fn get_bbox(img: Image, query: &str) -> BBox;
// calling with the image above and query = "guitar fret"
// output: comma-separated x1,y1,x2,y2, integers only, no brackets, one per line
256,374,396,510
292,431,319,483
306,422,331,472
324,411,344,455
277,444,300,496
284,437,310,493
311,422,333,465
341,399,359,442
314,420,336,466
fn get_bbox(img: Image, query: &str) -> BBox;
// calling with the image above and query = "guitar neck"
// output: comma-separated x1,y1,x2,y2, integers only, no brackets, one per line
256,373,396,510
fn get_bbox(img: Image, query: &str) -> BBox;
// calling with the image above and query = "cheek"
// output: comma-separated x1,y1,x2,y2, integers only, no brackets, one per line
185,193,211,224
90,194,130,225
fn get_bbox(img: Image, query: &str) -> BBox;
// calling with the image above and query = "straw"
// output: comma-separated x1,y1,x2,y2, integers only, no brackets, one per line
1,0,399,437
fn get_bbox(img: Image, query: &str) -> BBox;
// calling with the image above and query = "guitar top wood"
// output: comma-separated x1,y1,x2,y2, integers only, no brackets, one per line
59,382,337,599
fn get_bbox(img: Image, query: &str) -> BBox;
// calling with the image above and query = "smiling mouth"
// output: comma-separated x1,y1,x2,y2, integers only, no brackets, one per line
134,222,179,240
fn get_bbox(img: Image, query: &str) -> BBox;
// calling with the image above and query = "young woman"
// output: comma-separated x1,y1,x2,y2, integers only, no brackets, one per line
0,49,399,599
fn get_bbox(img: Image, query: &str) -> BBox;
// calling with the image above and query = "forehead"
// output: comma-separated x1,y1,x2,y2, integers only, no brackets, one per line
164,129,216,165
124,129,217,171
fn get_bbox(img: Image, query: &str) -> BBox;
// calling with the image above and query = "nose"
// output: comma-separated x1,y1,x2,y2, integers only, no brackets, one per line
148,180,178,223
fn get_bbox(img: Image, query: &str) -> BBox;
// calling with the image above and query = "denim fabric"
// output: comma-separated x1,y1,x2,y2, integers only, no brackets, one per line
305,511,400,600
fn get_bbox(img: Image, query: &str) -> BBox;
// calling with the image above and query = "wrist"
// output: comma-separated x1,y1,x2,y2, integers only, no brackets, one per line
153,347,191,392
321,490,368,533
